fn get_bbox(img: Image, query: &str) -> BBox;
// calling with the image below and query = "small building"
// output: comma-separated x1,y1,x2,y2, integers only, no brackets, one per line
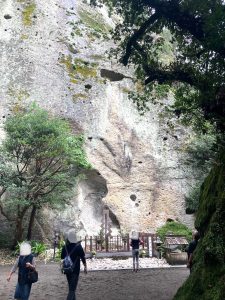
164,235,189,265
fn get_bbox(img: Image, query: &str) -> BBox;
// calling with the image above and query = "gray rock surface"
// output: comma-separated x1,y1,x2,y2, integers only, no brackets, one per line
0,0,194,240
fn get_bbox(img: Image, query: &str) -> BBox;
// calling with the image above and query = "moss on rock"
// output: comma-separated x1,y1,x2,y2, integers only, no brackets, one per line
72,93,87,102
59,55,98,82
174,151,225,300
22,3,36,26
78,7,111,35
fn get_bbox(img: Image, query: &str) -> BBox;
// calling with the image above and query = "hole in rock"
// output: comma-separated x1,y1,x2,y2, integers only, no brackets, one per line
4,14,12,19
130,194,136,201
166,218,174,222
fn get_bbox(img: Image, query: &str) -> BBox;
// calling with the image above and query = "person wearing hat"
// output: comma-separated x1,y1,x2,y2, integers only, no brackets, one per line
61,229,87,300
130,231,143,272
7,242,36,300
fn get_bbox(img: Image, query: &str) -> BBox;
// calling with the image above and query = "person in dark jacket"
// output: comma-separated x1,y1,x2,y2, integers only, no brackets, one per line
130,231,143,272
7,242,36,300
61,229,87,300
187,230,200,273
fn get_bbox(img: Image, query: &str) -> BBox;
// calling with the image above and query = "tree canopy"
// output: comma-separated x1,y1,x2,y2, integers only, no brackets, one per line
0,106,90,245
93,0,225,131
90,1,225,299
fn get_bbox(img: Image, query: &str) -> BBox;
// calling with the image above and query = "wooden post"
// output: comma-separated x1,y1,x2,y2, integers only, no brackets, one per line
127,234,130,251
106,235,109,252
90,236,92,252
147,235,150,256
95,236,98,251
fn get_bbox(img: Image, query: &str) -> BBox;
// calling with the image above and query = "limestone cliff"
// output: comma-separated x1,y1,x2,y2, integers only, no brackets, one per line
0,0,194,239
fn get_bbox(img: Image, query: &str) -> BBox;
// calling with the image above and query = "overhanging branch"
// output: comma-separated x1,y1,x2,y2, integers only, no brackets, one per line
121,0,225,66
121,13,160,66
144,68,195,86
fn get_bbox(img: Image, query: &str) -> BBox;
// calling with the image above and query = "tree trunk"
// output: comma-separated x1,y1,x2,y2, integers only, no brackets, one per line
11,206,29,248
12,217,24,248
26,205,37,240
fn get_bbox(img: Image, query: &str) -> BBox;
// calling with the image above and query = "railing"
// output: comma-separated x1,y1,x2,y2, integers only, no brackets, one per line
81,234,157,257
82,235,130,253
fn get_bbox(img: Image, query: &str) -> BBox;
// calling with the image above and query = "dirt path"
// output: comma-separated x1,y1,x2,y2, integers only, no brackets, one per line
0,263,189,300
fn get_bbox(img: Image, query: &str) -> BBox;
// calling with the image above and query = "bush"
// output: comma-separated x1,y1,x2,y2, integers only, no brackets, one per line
55,239,65,261
13,240,47,256
157,221,192,242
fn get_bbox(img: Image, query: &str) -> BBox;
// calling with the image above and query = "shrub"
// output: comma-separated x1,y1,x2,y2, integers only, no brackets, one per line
157,221,192,242
13,240,47,256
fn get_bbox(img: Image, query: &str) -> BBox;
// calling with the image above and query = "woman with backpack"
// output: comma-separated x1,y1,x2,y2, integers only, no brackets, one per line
61,229,87,300
7,242,36,300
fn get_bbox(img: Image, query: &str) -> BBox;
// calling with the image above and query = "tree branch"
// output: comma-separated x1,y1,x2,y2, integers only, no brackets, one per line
132,42,197,87
121,0,225,66
144,67,195,86
36,182,61,197
121,13,160,66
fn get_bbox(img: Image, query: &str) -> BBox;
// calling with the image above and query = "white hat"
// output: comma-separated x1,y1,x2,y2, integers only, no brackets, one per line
130,231,139,240
67,229,81,243
20,242,31,256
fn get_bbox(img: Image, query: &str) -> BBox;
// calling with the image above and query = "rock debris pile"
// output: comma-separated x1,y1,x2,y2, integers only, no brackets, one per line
86,257,170,271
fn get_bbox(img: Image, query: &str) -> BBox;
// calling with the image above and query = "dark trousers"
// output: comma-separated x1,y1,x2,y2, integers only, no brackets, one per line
14,282,32,300
66,272,79,300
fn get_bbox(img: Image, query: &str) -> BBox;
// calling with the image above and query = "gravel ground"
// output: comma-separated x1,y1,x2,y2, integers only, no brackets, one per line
0,259,189,300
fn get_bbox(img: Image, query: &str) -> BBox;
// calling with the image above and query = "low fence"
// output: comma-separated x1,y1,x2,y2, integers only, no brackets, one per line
81,234,157,257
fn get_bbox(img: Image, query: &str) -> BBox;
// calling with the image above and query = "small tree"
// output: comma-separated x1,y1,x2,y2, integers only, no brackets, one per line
0,105,90,245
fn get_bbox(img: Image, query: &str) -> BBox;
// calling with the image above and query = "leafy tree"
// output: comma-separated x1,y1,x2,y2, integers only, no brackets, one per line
0,106,90,245
93,0,225,132
182,131,218,213
91,1,225,299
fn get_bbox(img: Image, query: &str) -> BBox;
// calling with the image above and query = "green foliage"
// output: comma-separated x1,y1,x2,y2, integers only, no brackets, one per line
30,240,47,256
183,132,218,213
180,131,218,213
174,149,225,300
78,7,111,39
128,82,170,115
55,239,65,261
89,2,225,298
93,0,225,133
184,133,217,169
0,104,91,242
185,183,202,214
157,221,192,242
14,240,47,256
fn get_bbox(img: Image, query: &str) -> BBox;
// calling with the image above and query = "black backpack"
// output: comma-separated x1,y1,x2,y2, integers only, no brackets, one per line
61,244,78,274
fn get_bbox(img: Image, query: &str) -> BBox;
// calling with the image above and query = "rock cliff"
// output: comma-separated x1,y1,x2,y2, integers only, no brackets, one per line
0,0,194,239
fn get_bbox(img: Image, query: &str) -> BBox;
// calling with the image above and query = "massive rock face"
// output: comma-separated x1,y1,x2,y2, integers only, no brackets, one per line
0,0,194,239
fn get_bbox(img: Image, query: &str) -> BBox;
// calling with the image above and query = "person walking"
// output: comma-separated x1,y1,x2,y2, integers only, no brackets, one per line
130,231,143,272
7,242,36,300
61,229,87,300
187,230,200,273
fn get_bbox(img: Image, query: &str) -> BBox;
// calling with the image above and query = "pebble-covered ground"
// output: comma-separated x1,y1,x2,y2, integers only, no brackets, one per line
86,257,170,270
